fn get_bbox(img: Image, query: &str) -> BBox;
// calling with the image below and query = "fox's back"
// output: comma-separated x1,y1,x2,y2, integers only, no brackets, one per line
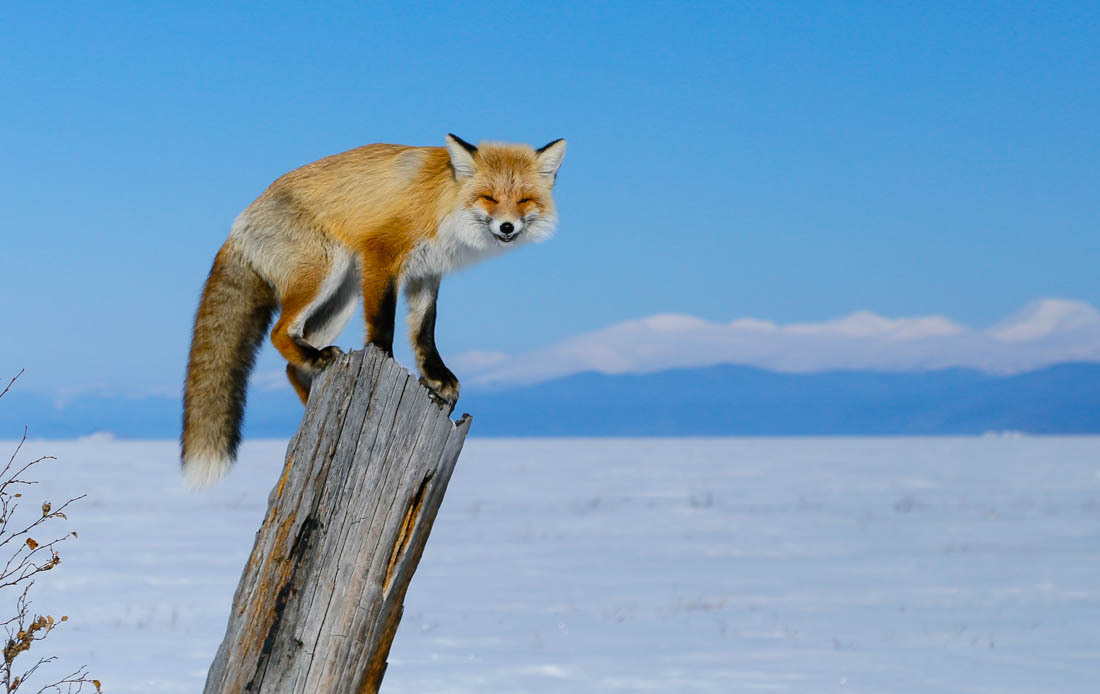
254,144,455,239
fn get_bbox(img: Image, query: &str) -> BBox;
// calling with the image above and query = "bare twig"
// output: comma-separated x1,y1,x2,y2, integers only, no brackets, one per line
0,371,22,402
0,372,99,693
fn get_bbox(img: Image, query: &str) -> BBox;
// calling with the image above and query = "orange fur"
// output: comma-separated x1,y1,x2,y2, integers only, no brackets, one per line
180,135,566,487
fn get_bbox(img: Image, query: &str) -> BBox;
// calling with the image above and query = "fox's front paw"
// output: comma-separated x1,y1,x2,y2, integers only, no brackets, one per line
419,373,459,414
306,345,345,372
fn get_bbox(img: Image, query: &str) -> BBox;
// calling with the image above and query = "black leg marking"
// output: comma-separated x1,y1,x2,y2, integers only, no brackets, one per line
368,278,397,357
416,289,455,385
413,283,458,411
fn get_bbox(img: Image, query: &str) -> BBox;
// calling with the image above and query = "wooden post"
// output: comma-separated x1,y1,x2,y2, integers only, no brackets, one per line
203,346,472,693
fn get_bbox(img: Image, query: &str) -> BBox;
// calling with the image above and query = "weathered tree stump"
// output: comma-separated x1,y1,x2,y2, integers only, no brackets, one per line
203,346,472,693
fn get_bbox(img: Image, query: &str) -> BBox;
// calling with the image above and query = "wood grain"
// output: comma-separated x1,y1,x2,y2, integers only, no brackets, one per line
203,346,472,693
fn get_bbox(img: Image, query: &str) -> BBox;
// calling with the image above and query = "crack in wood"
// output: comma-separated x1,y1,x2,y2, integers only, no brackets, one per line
383,473,433,596
244,514,318,691
202,347,471,694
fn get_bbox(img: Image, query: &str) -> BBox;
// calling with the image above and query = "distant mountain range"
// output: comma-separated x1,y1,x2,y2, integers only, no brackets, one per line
3,298,1098,438
460,363,1100,436
3,362,1099,438
452,298,1100,386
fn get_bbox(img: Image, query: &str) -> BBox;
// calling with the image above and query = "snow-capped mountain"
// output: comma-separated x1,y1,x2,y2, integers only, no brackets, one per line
454,298,1100,388
988,298,1100,341
8,298,1100,438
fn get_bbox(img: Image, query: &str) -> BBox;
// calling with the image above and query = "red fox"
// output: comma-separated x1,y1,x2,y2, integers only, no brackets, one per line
181,134,566,487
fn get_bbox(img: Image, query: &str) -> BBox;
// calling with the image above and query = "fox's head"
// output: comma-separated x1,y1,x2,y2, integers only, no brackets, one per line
444,134,566,246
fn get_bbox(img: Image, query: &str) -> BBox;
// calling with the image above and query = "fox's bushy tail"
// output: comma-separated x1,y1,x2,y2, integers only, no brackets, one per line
181,243,276,488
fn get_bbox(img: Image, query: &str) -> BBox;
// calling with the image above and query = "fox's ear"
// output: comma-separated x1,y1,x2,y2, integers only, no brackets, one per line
535,138,567,185
445,134,478,179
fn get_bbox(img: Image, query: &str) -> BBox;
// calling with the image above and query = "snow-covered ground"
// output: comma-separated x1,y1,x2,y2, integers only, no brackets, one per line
4,436,1099,693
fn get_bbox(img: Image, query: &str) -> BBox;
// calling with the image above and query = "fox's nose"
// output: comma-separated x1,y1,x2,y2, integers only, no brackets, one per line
499,222,515,235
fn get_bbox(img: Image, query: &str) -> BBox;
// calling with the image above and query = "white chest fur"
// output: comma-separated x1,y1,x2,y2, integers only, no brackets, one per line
403,208,509,280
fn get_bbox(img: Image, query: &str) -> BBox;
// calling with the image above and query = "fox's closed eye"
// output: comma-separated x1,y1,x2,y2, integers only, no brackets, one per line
518,198,531,204
482,195,498,203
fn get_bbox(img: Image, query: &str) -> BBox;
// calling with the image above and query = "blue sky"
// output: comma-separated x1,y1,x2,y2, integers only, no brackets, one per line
1,2,1098,396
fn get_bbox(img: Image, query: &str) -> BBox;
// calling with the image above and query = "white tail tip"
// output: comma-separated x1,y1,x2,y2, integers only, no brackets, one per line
181,452,233,490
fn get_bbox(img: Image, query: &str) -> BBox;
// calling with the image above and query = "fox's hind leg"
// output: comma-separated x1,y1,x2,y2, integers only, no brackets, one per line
285,253,359,403
270,247,358,402
405,274,458,411
285,364,314,403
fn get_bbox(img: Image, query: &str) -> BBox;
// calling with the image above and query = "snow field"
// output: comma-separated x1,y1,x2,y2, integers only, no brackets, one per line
4,436,1099,693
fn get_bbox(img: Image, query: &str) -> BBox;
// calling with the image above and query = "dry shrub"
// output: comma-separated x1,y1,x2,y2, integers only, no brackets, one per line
1,372,100,693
